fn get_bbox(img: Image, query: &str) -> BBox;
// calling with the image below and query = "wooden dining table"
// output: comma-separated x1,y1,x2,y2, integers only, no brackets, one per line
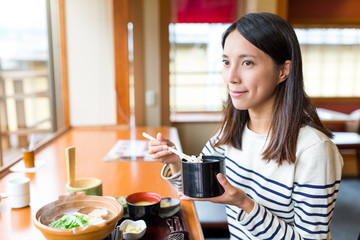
0,126,204,240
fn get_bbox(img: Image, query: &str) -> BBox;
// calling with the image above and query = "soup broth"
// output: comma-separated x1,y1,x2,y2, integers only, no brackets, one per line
45,206,114,226
134,201,155,206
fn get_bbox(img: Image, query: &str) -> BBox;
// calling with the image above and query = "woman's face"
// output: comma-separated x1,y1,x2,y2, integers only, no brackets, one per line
222,30,287,115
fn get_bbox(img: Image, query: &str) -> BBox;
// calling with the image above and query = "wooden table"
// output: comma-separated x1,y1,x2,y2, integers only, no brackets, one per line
332,132,360,178
0,126,204,240
317,108,353,131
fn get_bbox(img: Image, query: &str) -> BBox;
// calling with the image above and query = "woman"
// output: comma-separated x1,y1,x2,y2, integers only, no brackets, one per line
148,12,343,239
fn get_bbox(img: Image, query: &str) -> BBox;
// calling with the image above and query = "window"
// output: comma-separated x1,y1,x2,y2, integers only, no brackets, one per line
169,23,230,112
296,28,360,97
0,0,62,168
169,0,237,113
170,25,360,114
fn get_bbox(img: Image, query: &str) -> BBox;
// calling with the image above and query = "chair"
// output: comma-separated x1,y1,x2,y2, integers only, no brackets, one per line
194,201,229,238
332,113,360,178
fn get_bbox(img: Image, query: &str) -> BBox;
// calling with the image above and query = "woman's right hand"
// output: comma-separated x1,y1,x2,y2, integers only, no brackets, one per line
148,133,181,167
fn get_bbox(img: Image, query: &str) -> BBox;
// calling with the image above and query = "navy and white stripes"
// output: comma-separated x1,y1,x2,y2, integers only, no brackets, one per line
162,125,343,239
161,165,182,191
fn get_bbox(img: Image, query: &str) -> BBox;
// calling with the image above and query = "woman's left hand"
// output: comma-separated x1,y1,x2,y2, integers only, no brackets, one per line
178,173,255,213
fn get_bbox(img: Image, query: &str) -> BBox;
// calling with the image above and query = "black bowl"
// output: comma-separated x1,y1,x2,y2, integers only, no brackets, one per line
182,155,226,198
126,192,161,222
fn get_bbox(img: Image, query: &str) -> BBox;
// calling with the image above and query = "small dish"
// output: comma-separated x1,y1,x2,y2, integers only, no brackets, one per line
160,198,180,214
119,219,146,240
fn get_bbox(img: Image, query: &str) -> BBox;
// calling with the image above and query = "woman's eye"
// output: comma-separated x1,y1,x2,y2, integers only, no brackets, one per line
222,59,229,66
242,60,252,66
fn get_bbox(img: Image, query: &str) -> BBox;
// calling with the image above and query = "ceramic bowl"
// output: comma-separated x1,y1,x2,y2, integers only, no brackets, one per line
33,192,123,240
119,219,147,240
159,198,180,214
126,192,161,222
182,155,226,198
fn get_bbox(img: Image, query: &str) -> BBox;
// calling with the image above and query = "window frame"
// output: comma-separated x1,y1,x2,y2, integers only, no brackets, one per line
0,0,69,171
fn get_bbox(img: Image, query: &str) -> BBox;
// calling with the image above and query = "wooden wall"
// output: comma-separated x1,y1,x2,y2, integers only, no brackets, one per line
288,0,360,25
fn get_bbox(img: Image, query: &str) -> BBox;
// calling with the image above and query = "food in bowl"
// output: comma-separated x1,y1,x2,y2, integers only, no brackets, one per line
160,200,171,208
126,192,161,222
48,208,109,229
116,196,128,214
189,155,203,163
124,223,141,233
159,198,181,218
133,201,155,206
33,192,123,240
160,198,180,212
120,219,147,240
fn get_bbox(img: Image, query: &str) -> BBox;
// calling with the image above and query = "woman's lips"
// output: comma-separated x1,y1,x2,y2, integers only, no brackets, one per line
230,90,247,98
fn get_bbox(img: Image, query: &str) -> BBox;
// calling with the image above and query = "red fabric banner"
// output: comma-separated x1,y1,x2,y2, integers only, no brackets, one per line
175,0,237,23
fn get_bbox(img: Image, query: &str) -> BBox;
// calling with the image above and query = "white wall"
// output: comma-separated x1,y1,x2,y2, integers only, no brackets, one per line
144,0,161,126
65,0,116,126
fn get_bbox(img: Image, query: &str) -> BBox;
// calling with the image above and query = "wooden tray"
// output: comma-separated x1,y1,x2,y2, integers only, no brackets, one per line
105,210,188,240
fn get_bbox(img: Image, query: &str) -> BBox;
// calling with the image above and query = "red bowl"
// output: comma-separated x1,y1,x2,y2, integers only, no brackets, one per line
126,192,161,222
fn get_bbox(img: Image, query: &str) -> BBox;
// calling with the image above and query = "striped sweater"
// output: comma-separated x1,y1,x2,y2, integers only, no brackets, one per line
162,125,343,240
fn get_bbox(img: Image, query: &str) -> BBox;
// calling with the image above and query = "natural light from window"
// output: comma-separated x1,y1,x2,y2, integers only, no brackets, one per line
169,25,360,113
0,0,53,167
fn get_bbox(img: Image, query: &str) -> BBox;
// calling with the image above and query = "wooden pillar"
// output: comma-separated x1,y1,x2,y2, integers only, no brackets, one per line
277,0,289,20
14,79,28,147
0,67,9,166
58,0,70,128
113,0,130,125
130,0,145,126
160,0,170,126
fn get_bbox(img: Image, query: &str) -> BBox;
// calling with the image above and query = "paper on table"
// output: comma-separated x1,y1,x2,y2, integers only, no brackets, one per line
9,159,45,173
103,140,152,161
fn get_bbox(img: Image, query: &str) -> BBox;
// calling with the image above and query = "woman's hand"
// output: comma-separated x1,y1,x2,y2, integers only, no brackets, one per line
178,173,255,213
148,133,181,173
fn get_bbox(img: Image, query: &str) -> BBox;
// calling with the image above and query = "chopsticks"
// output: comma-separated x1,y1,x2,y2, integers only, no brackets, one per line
142,132,202,163
0,192,8,199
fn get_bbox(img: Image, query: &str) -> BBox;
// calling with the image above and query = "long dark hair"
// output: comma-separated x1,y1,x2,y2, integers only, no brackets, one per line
214,12,332,164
